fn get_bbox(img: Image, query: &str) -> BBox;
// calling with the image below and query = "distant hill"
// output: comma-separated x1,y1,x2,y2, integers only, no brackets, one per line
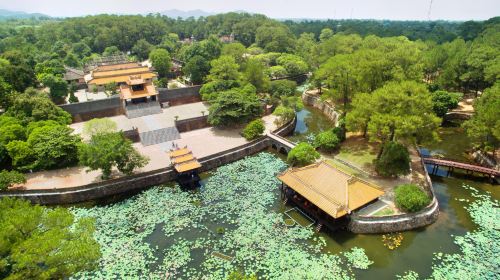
0,9,49,19
159,9,213,19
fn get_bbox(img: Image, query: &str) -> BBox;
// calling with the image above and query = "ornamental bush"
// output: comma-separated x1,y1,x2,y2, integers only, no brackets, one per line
0,170,26,190
375,142,410,177
394,184,431,212
314,130,340,151
287,142,320,166
242,119,265,140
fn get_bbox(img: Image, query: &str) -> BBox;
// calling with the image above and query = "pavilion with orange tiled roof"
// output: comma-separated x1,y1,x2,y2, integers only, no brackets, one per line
277,161,384,232
168,146,202,188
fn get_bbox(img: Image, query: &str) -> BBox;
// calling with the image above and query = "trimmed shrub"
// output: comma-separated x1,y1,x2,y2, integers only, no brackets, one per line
0,170,26,190
375,142,410,177
287,142,320,166
395,184,431,212
314,130,340,151
242,119,265,140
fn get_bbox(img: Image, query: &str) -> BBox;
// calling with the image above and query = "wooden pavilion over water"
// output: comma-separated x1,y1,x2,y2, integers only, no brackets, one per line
168,147,202,188
277,161,384,232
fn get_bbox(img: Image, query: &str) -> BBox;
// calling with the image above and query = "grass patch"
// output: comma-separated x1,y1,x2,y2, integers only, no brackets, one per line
335,135,379,171
372,207,395,217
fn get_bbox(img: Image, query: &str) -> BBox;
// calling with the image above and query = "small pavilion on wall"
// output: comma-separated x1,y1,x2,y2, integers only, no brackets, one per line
277,161,384,232
168,147,202,188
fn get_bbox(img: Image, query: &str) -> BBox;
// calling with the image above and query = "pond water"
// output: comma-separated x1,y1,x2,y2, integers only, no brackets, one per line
71,108,498,279
289,107,499,279
288,106,335,143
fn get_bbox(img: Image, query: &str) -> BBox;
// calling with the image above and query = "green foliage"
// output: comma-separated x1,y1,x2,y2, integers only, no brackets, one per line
314,130,340,151
39,74,68,104
462,82,500,152
27,124,81,170
5,141,35,171
5,92,71,125
221,42,246,64
394,184,431,212
272,105,295,126
200,80,241,101
242,119,265,140
255,24,296,53
104,82,118,96
375,142,410,177
82,118,118,138
227,271,257,280
68,91,79,103
132,39,153,60
269,80,297,98
347,81,441,145
276,54,309,76
424,186,499,279
287,142,320,166
431,90,460,117
102,46,121,57
0,170,26,190
183,55,210,85
244,58,270,93
78,132,149,179
0,197,101,279
207,55,241,82
207,90,263,127
149,48,172,77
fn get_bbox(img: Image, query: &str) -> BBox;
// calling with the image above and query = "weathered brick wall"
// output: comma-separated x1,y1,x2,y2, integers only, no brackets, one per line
175,116,209,132
158,86,202,106
59,96,123,122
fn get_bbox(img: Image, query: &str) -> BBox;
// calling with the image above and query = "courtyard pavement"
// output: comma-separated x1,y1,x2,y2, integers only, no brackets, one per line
22,110,278,190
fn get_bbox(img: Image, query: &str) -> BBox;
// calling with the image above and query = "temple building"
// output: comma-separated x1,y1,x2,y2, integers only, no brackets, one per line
277,161,384,232
63,66,85,87
85,62,157,91
169,147,202,188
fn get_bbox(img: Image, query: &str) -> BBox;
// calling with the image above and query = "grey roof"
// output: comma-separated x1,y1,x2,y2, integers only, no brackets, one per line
63,66,84,81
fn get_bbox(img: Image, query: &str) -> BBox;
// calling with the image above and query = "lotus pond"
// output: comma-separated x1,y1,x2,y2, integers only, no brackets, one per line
70,114,499,279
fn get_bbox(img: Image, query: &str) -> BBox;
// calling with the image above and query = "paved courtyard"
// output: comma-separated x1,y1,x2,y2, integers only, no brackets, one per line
70,102,210,134
22,110,278,190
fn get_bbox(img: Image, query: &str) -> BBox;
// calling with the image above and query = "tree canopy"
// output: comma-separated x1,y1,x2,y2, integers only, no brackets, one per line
0,197,101,279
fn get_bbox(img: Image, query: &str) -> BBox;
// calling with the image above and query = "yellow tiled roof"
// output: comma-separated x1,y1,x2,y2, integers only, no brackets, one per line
89,72,157,86
277,161,384,219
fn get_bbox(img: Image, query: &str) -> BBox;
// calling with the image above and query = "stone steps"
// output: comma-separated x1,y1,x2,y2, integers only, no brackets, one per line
125,102,162,119
140,127,180,146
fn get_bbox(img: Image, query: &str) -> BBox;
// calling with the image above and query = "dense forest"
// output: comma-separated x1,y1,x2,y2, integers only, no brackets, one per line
0,12,499,172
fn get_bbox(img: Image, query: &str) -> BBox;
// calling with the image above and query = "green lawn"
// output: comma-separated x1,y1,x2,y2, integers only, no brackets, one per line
372,207,395,217
335,135,379,172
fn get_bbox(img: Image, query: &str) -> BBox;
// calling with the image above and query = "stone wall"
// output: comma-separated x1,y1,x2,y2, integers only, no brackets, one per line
175,116,209,132
123,127,140,143
158,85,202,106
59,96,123,122
302,91,339,124
348,150,440,234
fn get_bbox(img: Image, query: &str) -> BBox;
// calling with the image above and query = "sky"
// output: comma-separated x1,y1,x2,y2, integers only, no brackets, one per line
1,0,499,20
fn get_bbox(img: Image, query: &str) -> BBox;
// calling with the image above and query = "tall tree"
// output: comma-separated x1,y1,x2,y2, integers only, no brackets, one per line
347,81,441,157
148,48,172,77
462,82,500,154
0,198,101,279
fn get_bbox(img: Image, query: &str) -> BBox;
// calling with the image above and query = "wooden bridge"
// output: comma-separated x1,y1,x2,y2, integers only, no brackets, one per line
423,157,499,179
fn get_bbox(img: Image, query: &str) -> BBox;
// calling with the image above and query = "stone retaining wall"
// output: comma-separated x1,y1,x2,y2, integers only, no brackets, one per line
301,91,339,124
348,149,440,234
